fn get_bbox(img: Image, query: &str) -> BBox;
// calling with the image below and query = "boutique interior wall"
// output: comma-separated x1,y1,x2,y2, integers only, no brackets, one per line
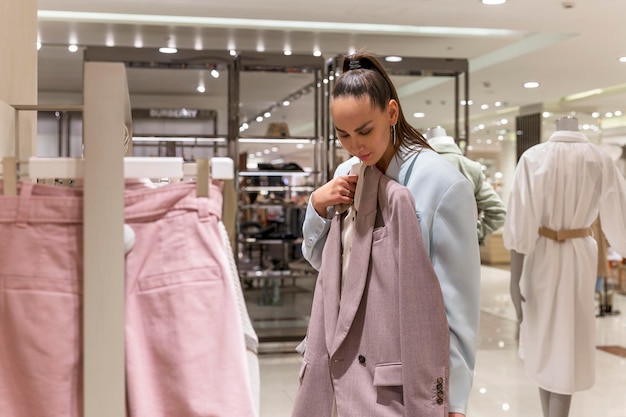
0,0,37,163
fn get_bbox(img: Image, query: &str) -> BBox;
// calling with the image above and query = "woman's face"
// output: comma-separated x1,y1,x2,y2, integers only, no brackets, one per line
331,95,398,173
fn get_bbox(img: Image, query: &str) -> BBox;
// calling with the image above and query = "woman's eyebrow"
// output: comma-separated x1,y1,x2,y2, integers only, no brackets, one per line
334,120,373,134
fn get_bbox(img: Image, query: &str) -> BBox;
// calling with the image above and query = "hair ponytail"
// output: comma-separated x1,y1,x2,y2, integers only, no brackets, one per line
333,51,431,153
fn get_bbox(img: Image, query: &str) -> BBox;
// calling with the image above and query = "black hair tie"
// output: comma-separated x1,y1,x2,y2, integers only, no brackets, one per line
348,60,361,70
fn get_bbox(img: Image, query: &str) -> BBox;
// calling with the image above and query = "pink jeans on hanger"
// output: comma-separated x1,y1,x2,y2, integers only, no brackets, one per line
0,180,254,417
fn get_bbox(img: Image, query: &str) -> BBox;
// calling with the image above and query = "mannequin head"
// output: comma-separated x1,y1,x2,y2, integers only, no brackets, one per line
425,126,447,140
556,116,579,132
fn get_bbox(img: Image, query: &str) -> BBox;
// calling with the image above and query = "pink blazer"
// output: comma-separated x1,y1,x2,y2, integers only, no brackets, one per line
292,165,450,417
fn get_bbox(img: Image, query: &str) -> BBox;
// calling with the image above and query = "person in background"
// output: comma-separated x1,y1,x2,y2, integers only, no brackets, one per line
293,51,481,417
425,126,506,245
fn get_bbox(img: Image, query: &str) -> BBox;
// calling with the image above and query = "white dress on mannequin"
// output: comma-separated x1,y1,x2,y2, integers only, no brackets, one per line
503,127,626,395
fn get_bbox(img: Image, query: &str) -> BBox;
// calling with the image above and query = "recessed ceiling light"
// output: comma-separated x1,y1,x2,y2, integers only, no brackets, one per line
196,85,205,93
481,0,507,4
210,69,219,78
68,44,78,52
523,81,540,89
619,56,626,63
284,50,292,56
313,50,322,57
413,112,425,118
158,47,177,54
385,56,403,63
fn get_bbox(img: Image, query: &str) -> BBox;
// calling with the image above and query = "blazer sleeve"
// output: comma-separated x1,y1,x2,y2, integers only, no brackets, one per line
430,178,481,415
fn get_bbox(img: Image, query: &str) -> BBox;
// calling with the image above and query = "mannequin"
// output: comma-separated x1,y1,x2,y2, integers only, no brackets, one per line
556,115,579,132
425,125,449,141
425,125,506,245
505,117,626,417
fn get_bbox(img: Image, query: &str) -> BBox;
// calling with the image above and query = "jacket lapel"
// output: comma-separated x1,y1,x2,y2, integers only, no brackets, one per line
330,165,381,355
322,214,342,354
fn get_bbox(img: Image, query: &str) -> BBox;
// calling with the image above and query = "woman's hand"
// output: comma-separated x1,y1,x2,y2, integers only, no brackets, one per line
449,413,465,417
311,174,358,217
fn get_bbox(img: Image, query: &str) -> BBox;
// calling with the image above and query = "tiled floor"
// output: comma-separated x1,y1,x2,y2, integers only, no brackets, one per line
254,265,626,417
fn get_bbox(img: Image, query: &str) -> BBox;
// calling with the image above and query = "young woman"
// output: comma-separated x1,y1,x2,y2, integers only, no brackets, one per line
292,52,481,417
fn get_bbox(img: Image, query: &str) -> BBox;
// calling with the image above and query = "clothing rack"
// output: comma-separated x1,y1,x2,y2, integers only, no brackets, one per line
3,61,234,417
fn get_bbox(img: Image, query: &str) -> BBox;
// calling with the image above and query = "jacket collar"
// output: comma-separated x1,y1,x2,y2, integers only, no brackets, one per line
548,130,590,143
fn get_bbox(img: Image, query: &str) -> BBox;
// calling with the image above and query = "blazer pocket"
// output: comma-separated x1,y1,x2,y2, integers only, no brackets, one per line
372,226,388,243
373,362,403,386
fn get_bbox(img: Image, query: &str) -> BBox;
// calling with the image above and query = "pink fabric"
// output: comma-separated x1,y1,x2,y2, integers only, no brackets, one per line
0,180,254,417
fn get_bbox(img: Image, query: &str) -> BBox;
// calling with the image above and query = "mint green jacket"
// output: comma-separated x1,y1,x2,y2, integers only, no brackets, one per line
430,141,506,244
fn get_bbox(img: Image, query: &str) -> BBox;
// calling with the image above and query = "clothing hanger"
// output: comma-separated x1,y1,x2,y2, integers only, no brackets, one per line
1,156,17,196
184,157,234,197
28,156,185,180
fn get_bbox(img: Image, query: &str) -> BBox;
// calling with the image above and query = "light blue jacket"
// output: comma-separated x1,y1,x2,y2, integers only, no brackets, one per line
302,148,481,415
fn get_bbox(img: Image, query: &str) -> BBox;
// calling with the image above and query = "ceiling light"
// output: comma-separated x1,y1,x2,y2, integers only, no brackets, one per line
196,85,205,93
68,44,78,52
284,50,292,56
592,112,600,118
210,69,219,78
481,0,507,4
38,10,520,38
282,100,290,106
256,116,264,122
159,47,177,54
385,56,403,63
229,49,237,56
523,81,540,89
481,104,489,110
413,112,425,118
264,112,271,118
615,110,623,116
619,57,626,63
36,41,42,50
313,50,322,57
494,101,502,107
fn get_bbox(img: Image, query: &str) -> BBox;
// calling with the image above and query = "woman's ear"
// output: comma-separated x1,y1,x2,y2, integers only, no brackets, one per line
388,99,399,125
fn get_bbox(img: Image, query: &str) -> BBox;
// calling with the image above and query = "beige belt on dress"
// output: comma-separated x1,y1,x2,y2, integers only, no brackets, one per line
538,226,592,242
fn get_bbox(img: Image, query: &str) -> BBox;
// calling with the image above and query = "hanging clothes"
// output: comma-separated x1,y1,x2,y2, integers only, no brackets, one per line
0,180,255,417
292,164,450,417
217,220,260,417
503,130,626,394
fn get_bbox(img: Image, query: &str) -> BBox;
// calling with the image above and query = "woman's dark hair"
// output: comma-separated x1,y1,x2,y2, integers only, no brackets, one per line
332,51,431,153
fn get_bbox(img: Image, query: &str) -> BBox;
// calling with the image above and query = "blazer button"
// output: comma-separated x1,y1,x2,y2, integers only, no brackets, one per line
437,398,444,405
358,355,366,364
436,377,443,384
436,383,443,391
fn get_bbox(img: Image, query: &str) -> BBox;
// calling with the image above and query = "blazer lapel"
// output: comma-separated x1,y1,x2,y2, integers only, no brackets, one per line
321,213,343,355
330,165,381,355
